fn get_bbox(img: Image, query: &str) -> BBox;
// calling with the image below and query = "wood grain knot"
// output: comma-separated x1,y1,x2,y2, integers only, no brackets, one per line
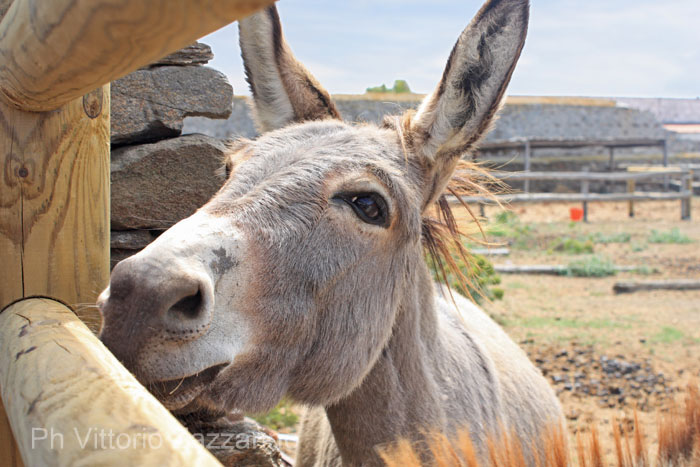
83,88,103,118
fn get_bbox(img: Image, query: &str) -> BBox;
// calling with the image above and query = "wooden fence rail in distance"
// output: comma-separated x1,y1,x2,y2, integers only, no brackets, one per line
613,280,700,294
0,0,274,465
478,138,669,193
455,168,693,221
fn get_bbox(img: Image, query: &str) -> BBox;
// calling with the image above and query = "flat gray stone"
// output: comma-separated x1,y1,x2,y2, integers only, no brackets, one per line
111,66,233,146
110,230,157,250
147,42,214,67
111,134,227,230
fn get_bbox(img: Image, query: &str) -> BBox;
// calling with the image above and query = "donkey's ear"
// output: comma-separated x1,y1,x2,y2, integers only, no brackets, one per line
238,5,342,133
410,0,528,205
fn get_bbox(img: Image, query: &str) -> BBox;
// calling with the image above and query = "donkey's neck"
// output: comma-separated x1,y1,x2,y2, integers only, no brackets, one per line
324,263,447,466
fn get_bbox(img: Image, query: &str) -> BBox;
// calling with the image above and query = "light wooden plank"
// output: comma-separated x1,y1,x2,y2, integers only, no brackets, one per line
0,0,274,111
0,298,222,466
0,396,22,467
0,87,110,328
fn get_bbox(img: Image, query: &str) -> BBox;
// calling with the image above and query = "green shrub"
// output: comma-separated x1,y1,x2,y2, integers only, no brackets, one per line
366,79,412,94
563,255,616,277
487,211,535,248
427,251,503,304
252,399,299,430
648,228,693,244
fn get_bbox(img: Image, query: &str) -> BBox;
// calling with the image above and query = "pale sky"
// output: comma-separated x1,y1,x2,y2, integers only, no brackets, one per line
202,0,700,98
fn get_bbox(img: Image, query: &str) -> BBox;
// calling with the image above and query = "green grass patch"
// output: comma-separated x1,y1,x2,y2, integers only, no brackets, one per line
547,237,594,254
251,399,299,430
486,211,536,249
651,326,685,343
648,228,693,244
631,242,647,252
592,232,631,244
563,255,616,277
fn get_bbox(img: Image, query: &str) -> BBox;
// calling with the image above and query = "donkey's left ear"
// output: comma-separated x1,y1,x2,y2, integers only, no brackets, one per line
239,5,342,133
410,0,529,206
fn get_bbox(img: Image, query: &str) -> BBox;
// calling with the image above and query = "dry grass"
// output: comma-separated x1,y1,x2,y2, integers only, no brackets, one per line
379,384,700,466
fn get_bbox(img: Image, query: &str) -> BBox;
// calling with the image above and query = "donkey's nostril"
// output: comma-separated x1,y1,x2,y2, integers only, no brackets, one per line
168,290,204,321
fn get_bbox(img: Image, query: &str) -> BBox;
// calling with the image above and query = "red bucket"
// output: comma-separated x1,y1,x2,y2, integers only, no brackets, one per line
570,207,584,222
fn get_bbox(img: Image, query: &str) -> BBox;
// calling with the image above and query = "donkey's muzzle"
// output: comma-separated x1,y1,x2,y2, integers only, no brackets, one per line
99,255,214,368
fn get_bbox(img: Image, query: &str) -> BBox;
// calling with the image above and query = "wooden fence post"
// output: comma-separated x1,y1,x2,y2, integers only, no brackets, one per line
523,140,532,193
627,179,635,218
0,82,110,467
581,167,590,222
681,169,693,220
662,139,670,191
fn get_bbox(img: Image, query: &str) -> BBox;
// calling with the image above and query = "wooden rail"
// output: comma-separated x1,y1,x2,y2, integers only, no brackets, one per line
491,169,687,181
0,299,221,466
0,0,273,111
456,168,693,221
0,0,274,465
479,138,667,150
477,137,670,192
613,280,700,294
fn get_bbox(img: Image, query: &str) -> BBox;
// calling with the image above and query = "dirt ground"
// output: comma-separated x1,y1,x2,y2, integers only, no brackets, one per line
469,198,700,460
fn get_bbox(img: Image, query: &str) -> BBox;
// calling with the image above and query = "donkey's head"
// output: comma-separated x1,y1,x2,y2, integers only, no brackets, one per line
99,0,528,419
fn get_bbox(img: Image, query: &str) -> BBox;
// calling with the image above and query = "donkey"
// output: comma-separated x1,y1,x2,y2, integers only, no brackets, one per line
98,0,564,465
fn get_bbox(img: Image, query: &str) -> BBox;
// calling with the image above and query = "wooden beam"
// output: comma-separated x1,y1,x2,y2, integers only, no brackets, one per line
0,87,110,326
613,280,700,294
495,264,639,275
479,138,666,151
470,248,510,256
0,298,222,466
0,396,22,467
0,0,274,111
490,170,687,181
453,191,691,205
494,265,566,275
625,165,700,172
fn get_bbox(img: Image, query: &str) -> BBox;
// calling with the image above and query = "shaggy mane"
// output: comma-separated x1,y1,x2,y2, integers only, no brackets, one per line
422,159,504,302
387,111,506,303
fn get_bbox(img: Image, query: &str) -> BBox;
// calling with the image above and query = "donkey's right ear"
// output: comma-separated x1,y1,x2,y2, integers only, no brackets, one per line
239,5,341,133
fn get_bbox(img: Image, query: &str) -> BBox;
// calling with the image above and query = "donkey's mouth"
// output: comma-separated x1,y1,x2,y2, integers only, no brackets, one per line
149,363,227,410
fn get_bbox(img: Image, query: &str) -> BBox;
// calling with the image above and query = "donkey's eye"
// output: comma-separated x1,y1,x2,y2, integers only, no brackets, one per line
333,192,388,227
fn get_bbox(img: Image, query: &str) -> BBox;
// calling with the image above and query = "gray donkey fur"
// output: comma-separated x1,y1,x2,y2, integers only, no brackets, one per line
98,1,563,465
